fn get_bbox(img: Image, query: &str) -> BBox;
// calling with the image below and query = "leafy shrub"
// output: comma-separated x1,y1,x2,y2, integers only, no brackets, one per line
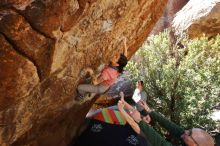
126,30,220,132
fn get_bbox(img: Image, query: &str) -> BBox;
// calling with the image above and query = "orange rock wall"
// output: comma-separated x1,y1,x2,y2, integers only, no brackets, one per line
0,0,168,145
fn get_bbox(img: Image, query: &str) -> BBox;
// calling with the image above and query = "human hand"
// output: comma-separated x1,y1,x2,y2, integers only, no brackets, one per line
117,100,125,111
119,91,125,101
138,100,152,113
91,78,97,85
84,67,94,76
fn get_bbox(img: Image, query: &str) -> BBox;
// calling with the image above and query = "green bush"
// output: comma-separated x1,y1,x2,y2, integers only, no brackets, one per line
126,30,220,132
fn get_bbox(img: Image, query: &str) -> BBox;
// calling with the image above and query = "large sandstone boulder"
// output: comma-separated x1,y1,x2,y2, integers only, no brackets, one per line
0,0,168,145
172,0,220,38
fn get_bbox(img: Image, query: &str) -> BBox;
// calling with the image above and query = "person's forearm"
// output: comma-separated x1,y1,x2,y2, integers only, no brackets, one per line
143,106,153,113
92,75,104,85
123,100,135,111
138,120,174,146
149,111,184,139
120,109,140,134
123,42,128,57
122,37,128,57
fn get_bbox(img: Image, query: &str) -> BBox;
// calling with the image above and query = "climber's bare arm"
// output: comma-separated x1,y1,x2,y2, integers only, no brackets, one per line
123,37,128,57
119,92,135,111
118,100,140,134
91,76,104,85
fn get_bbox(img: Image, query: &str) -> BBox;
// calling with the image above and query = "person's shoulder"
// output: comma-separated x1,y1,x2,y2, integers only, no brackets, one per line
103,66,119,74
141,91,147,99
102,66,113,71
141,90,147,95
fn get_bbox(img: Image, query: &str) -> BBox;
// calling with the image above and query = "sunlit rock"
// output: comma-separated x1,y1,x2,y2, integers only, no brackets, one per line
173,0,220,38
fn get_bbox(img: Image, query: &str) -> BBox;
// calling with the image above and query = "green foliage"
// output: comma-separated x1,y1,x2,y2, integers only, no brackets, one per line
126,31,220,131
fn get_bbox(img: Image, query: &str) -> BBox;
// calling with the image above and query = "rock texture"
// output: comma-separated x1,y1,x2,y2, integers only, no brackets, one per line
151,0,188,35
172,0,220,38
0,0,168,145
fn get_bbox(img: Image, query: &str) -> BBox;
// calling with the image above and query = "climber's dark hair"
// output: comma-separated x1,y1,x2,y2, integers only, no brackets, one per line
138,80,144,86
117,54,128,73
141,110,149,118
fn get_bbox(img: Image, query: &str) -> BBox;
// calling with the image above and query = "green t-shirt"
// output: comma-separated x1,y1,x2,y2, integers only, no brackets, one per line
138,111,184,146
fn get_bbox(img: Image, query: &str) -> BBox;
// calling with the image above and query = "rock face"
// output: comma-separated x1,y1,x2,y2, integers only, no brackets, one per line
172,0,220,38
0,0,168,145
151,0,188,35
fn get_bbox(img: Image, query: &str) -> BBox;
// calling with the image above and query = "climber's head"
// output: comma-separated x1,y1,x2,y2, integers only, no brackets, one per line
110,53,121,66
117,54,128,73
136,80,144,90
110,53,128,73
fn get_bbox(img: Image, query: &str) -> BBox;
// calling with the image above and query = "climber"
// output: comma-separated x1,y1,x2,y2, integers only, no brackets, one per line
117,96,215,146
76,37,128,101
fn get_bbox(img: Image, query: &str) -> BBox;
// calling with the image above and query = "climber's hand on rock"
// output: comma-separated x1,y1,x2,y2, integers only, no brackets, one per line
84,67,94,76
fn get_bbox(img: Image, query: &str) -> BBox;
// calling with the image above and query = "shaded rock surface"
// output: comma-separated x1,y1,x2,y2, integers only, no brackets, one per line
172,0,220,38
151,0,188,35
0,0,168,145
